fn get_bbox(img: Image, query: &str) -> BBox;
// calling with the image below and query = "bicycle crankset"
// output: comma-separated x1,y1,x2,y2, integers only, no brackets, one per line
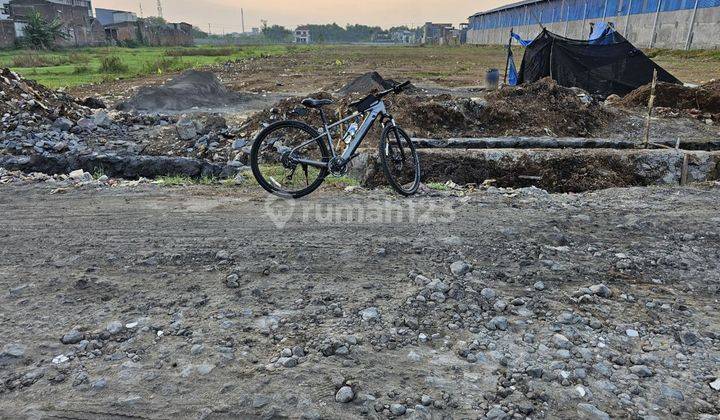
328,156,348,176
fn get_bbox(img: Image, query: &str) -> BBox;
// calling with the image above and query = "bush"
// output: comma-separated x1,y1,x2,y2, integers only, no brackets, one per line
99,56,129,73
68,52,90,64
142,57,192,74
117,39,143,48
73,64,92,74
11,52,69,68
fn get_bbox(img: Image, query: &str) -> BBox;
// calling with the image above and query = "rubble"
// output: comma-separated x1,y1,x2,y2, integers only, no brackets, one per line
620,80,720,120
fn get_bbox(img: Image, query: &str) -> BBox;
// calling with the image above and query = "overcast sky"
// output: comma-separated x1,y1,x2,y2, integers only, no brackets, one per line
93,0,506,33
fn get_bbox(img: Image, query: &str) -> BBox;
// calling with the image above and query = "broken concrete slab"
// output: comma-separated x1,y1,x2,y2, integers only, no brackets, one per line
0,153,242,180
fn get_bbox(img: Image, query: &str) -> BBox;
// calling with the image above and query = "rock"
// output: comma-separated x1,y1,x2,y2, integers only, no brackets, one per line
577,403,610,420
335,386,354,403
225,273,240,288
487,316,508,331
52,117,73,132
93,110,112,128
359,307,380,322
421,395,432,406
390,403,406,415
710,378,720,391
216,250,230,260
76,118,96,131
52,354,69,364
629,365,653,377
176,117,198,140
79,97,106,109
552,333,572,349
626,329,639,338
481,288,497,301
533,281,545,290
232,139,247,150
679,330,699,346
61,329,84,344
91,378,108,391
0,343,26,360
450,260,470,276
660,384,684,400
190,344,204,355
589,284,612,298
106,321,123,335
68,169,92,182
485,406,508,419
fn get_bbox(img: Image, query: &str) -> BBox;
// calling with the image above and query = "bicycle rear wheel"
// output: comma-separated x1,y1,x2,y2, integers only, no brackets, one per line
379,125,420,196
250,120,330,199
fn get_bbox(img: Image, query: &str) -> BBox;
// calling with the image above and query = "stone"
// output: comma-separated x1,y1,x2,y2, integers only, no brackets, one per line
68,169,92,182
577,403,610,420
91,378,108,391
106,321,123,335
589,284,612,298
534,281,545,290
660,384,684,400
76,118,96,131
359,307,380,322
626,329,639,338
1,343,26,361
335,386,354,403
232,139,247,150
52,117,73,132
481,288,497,301
93,110,112,128
390,404,406,415
485,406,508,419
421,395,432,406
710,378,720,391
629,365,653,377
552,333,572,349
679,330,699,346
61,329,84,344
450,260,470,276
487,316,508,331
279,357,298,368
176,117,198,140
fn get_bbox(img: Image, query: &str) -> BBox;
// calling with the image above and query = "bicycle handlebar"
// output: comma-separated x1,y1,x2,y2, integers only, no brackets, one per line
377,81,411,98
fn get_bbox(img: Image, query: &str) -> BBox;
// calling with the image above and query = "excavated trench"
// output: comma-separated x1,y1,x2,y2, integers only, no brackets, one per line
351,146,720,193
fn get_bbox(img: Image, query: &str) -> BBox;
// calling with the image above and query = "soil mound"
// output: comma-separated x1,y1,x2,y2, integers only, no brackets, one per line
337,71,396,96
242,78,610,141
479,77,611,137
620,81,720,114
117,70,242,111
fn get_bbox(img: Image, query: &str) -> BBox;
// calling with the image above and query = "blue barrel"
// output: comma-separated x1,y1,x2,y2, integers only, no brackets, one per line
486,68,500,90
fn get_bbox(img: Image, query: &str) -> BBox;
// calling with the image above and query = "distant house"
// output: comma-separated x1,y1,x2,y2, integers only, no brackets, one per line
422,22,454,45
294,25,310,44
1,0,105,47
391,29,416,44
95,7,136,26
105,18,193,47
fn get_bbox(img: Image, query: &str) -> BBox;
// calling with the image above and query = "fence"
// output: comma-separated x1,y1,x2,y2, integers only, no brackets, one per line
467,0,720,49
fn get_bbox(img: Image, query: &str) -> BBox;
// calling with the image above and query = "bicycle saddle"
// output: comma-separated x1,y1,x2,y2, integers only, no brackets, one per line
301,98,333,108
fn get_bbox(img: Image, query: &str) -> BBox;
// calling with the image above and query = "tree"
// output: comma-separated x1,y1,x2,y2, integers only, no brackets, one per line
261,24,291,42
22,11,67,49
144,16,167,26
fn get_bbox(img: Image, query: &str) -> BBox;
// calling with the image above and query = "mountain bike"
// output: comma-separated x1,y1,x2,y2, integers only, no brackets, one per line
250,81,420,199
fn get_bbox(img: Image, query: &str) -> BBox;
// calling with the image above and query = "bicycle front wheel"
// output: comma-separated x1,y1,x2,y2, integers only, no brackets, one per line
250,120,330,199
379,125,420,196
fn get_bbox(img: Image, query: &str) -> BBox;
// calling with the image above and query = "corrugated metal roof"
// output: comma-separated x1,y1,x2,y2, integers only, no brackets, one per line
469,0,548,18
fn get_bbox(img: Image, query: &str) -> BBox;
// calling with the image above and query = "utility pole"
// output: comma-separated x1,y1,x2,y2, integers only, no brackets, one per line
138,1,143,18
208,23,211,35
241,8,245,33
156,0,163,18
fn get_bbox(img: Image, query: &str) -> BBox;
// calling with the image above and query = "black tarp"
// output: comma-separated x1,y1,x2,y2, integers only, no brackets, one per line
518,29,681,97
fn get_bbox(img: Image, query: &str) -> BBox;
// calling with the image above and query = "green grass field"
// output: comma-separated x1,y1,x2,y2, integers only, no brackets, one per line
0,45,303,88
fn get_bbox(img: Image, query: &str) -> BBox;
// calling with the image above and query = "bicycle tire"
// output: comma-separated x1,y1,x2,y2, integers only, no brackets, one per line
378,125,420,196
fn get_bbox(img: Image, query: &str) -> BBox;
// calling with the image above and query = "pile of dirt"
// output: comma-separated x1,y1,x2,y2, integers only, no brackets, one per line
620,80,720,115
0,68,90,131
479,77,612,137
337,71,397,96
116,70,243,112
241,77,611,141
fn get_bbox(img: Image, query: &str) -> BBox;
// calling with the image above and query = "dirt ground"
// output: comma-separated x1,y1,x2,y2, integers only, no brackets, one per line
0,182,719,419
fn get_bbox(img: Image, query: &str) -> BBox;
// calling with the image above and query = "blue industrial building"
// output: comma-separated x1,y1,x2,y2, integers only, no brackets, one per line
467,0,720,49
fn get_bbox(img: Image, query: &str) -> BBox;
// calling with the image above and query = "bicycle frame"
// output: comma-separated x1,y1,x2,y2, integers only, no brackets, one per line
290,100,390,170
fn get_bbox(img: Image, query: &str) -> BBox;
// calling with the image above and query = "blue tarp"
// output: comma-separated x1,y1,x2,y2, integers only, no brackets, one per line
588,22,623,44
507,50,519,86
511,31,532,47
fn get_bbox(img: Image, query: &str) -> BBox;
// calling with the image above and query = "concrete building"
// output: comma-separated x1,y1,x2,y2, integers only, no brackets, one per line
422,22,454,44
467,0,720,49
1,0,105,47
391,29,417,44
294,25,310,44
105,18,193,46
95,7,136,26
